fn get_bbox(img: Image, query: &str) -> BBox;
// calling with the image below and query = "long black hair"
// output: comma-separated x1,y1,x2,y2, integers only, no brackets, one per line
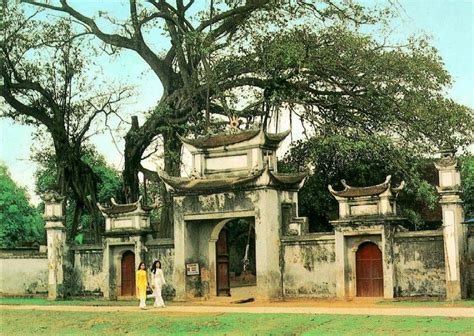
151,260,161,274
137,261,146,271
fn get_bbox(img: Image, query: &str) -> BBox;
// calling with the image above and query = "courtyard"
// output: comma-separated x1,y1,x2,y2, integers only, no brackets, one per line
1,298,473,335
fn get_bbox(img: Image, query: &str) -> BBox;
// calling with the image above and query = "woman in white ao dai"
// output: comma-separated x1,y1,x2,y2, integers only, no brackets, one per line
151,260,166,307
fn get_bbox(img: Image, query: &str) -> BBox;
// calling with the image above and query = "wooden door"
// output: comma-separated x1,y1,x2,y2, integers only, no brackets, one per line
356,242,383,297
121,251,135,296
216,228,231,296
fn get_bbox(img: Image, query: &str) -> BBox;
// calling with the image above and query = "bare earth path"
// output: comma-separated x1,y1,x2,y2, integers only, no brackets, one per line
2,304,473,318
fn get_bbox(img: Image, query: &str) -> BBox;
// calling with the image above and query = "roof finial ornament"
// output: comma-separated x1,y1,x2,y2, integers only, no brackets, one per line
228,115,241,134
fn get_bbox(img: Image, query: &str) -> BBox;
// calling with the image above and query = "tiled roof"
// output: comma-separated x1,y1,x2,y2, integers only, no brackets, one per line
179,129,290,149
160,171,263,193
159,169,307,193
97,196,155,216
179,130,260,148
329,176,404,198
270,172,307,187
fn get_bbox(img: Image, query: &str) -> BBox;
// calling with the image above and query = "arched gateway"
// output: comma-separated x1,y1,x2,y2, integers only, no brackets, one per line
158,128,307,300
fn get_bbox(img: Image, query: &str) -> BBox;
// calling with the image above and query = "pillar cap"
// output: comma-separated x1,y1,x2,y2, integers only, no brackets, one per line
41,191,66,203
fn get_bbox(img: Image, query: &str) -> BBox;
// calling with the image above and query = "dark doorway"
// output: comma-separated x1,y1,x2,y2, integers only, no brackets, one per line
121,251,135,296
227,219,256,289
216,228,230,296
356,242,383,297
216,219,256,297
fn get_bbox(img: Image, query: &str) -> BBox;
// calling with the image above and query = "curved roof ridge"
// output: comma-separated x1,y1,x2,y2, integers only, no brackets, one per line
157,169,265,192
178,128,290,149
178,129,260,149
328,176,393,198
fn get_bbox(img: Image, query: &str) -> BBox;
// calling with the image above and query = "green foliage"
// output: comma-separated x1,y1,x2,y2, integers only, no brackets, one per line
32,144,122,239
61,262,83,298
214,22,473,151
0,162,44,247
34,144,121,204
460,155,474,219
281,134,440,231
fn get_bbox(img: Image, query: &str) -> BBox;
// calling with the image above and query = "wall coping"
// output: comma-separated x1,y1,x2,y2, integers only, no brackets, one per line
395,230,443,238
145,238,175,247
69,244,103,251
281,232,335,245
0,248,47,259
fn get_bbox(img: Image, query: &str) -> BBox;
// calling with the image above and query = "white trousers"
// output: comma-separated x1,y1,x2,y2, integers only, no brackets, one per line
139,298,146,309
153,286,165,307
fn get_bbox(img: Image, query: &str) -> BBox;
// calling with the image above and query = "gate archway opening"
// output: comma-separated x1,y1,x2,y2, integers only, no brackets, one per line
210,217,256,298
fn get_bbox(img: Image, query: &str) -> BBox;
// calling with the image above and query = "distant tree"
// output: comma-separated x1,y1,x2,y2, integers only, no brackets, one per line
33,144,122,240
461,155,474,220
0,163,43,247
281,133,442,231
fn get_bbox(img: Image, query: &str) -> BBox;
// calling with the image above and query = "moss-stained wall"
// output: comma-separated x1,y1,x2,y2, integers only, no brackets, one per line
468,228,474,298
178,190,256,215
72,246,104,294
145,240,175,299
0,248,48,295
282,235,336,297
394,232,446,297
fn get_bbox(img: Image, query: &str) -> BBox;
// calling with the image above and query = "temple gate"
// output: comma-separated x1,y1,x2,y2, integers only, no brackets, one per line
159,128,307,300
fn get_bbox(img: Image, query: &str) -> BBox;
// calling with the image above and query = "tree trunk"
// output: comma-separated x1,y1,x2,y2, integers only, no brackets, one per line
122,115,183,238
122,116,141,203
54,138,103,243
69,202,82,240
158,129,182,238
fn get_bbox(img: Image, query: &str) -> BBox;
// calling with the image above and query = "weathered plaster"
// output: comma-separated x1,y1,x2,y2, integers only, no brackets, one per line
394,233,446,297
0,249,48,295
282,237,336,297
72,246,104,294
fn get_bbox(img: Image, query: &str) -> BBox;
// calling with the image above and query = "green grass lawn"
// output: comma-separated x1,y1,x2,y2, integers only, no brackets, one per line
1,309,473,335
376,300,474,307
0,297,139,306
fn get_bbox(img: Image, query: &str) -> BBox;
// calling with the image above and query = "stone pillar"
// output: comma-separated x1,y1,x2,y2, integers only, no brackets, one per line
254,189,282,300
381,224,396,299
173,197,187,301
42,192,67,300
334,229,346,299
435,152,467,300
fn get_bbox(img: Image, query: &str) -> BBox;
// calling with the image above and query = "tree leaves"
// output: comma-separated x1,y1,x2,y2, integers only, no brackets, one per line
0,163,44,247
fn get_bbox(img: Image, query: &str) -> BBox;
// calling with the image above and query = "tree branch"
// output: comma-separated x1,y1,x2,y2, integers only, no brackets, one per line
24,0,174,89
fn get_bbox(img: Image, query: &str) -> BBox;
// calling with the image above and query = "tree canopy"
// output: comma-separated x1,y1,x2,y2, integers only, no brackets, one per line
0,163,44,248
1,5,129,241
4,0,473,237
32,143,122,241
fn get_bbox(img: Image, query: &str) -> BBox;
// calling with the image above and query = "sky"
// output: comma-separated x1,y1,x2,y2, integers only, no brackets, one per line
0,0,473,204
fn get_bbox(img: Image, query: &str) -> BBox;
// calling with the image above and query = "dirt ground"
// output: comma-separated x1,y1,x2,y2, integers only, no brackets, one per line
2,299,473,318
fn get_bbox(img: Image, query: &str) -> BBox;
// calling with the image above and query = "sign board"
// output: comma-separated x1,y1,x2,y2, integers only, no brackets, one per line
186,263,200,276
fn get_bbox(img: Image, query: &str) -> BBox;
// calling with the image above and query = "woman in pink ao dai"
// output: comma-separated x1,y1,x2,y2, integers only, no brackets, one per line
151,260,166,307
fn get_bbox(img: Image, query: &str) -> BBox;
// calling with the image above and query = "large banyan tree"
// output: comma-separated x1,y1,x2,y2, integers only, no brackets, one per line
12,0,474,237
1,6,129,242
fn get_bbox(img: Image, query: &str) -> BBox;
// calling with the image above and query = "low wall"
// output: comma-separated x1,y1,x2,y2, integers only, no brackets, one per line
0,247,48,295
281,234,336,297
394,231,446,297
71,245,104,295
